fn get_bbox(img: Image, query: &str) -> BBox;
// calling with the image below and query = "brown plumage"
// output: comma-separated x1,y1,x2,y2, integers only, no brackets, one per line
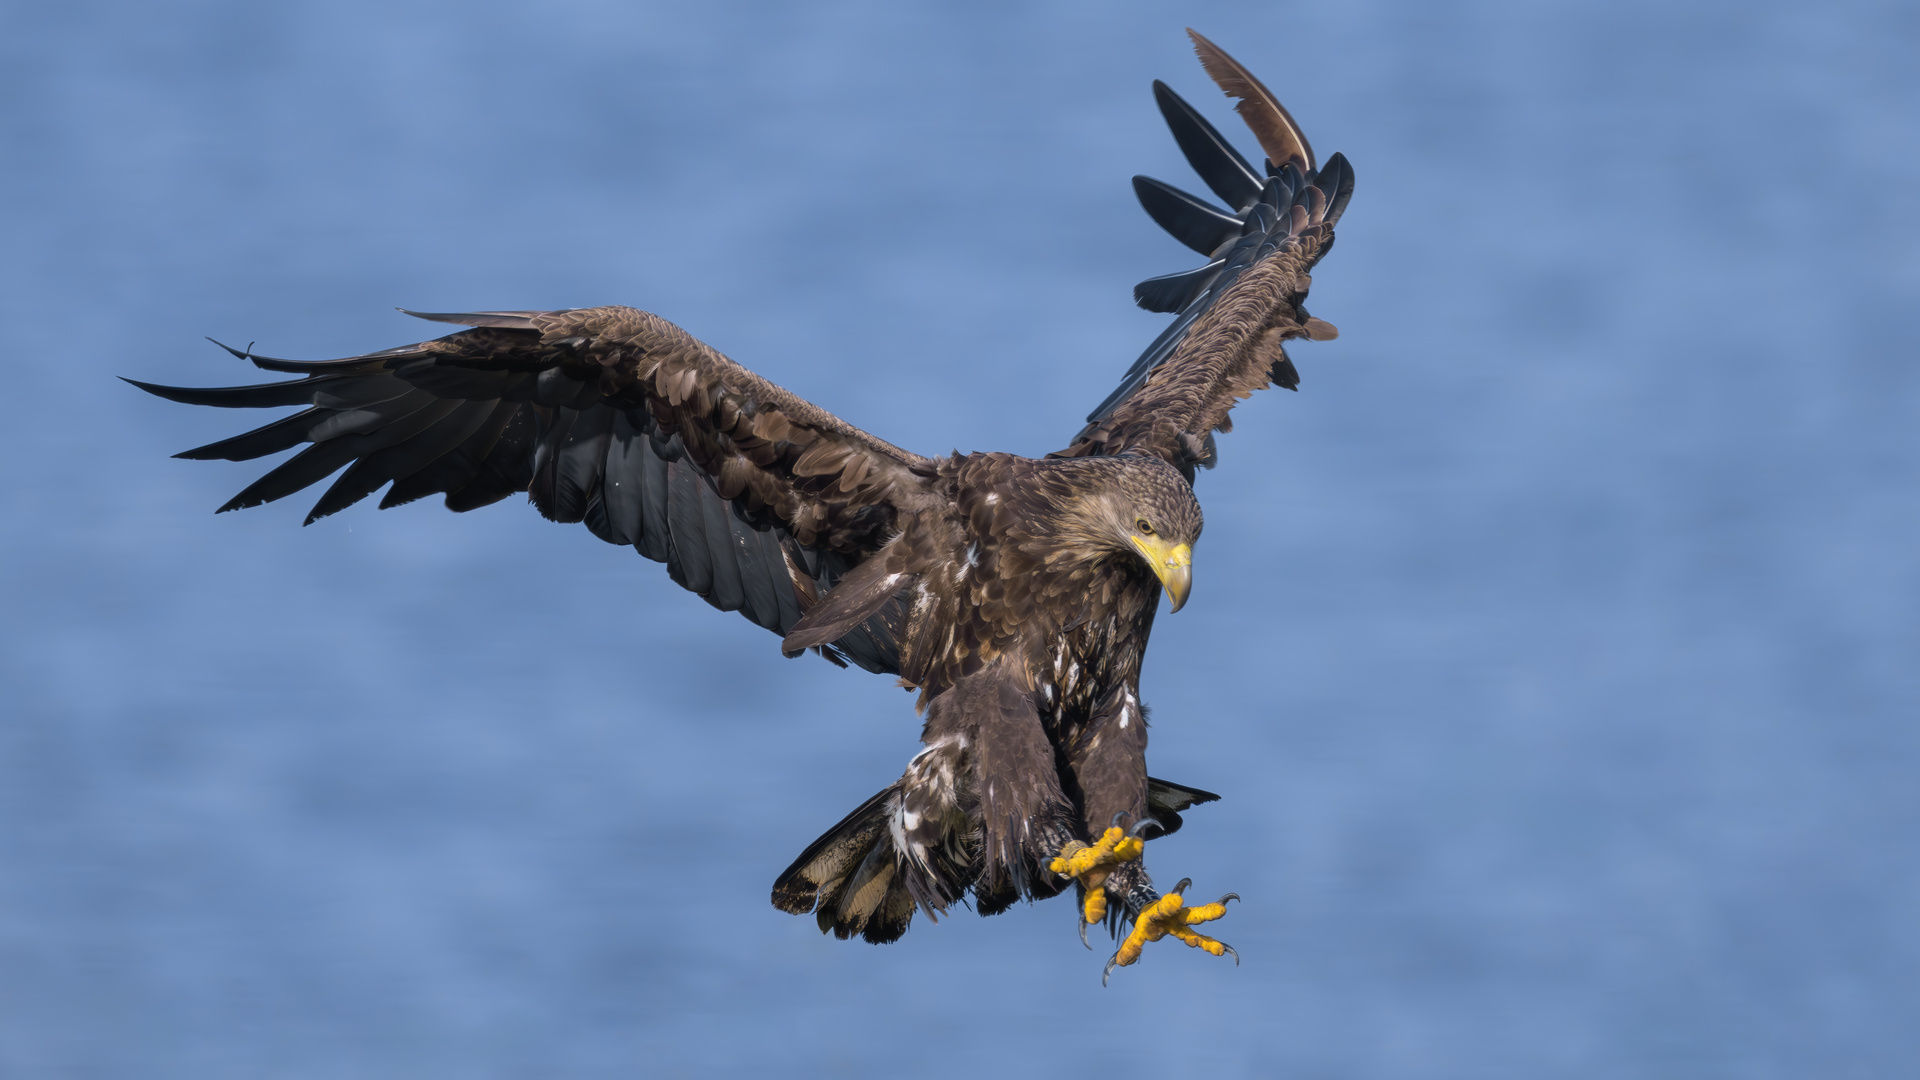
129,34,1353,950
1187,28,1315,174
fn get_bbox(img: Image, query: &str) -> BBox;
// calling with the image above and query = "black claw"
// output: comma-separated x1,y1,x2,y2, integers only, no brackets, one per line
1171,877,1192,898
1217,892,1241,905
1221,943,1240,967
1079,917,1092,950
1128,815,1161,838
1109,810,1131,830
1102,953,1122,987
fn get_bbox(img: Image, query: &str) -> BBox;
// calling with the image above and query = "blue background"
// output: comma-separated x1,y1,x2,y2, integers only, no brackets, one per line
4,1,1916,1076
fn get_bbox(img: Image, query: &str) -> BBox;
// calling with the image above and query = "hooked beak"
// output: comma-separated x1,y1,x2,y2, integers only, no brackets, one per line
1128,536,1193,613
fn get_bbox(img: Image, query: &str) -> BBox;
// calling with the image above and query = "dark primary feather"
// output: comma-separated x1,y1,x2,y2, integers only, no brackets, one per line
1151,80,1263,212
307,399,497,523
222,396,460,515
121,375,351,410
1132,259,1225,315
1132,175,1243,257
442,406,537,512
173,407,329,461
1316,151,1356,226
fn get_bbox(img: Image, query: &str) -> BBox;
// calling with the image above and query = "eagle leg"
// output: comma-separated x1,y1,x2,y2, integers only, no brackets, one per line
1101,878,1240,986
1048,824,1146,948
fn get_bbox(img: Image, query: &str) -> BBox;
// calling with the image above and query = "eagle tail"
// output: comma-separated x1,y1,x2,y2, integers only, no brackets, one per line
770,784,920,945
1143,775,1222,839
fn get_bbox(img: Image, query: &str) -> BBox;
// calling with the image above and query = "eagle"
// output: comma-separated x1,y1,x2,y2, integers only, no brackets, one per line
128,30,1352,981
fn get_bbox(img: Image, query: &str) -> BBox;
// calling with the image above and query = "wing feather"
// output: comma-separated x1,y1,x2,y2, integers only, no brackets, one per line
220,399,463,513
1150,80,1263,211
381,400,519,510
444,406,537,512
1186,28,1315,173
1132,259,1226,315
173,407,328,462
590,409,651,547
697,468,747,613
1131,176,1243,257
727,508,785,631
634,427,677,564
538,405,615,523
121,374,352,410
664,456,715,597
308,399,496,523
138,306,936,657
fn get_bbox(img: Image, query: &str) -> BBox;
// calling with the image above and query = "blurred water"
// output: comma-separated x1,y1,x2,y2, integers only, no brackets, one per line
2,1,1916,1076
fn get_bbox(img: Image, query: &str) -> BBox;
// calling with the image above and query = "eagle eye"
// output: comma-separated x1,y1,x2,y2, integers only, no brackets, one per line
1136,519,1154,535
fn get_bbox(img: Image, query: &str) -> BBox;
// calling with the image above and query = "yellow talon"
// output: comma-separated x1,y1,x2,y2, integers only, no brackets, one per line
1103,878,1239,984
1084,888,1109,926
1049,826,1145,929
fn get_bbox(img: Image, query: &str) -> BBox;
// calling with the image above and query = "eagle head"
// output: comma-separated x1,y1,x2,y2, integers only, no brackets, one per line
1058,454,1203,613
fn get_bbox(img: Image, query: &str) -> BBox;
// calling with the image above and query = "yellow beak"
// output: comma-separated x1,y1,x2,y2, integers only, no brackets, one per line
1128,537,1193,613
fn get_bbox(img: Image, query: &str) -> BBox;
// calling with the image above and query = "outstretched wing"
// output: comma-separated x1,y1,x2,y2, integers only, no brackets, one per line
1056,30,1352,476
130,305,939,670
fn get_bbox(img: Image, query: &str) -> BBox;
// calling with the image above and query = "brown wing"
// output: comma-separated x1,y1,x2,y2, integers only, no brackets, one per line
1056,35,1352,477
129,305,939,669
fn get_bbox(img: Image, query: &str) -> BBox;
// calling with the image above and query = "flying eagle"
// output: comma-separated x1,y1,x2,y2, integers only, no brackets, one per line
129,31,1352,980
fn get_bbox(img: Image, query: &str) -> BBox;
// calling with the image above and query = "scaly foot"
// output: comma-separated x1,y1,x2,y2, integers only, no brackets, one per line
1102,878,1239,985
1049,824,1145,946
